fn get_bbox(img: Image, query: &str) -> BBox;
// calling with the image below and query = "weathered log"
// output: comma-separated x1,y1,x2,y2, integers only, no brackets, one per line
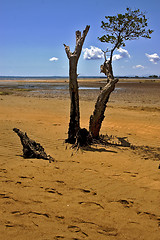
64,25,90,143
13,128,54,162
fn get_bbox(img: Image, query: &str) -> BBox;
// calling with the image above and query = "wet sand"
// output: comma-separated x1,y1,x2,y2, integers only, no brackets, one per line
0,79,160,239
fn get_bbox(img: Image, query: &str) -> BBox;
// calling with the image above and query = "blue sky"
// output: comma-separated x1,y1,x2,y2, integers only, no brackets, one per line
0,0,160,76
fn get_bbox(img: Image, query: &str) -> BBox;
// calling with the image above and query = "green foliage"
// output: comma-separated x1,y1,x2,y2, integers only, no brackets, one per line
99,8,153,49
149,75,158,78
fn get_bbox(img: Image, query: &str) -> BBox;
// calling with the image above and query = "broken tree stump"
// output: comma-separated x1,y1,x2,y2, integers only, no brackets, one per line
13,128,54,162
64,25,90,143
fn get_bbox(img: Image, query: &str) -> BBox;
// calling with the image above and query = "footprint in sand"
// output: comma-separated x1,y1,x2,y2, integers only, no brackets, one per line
79,201,104,209
0,168,7,173
68,225,88,237
55,215,65,220
123,171,139,177
97,226,118,236
137,211,160,227
84,168,98,173
117,199,134,208
2,179,13,183
11,210,50,218
45,188,63,195
0,193,15,202
5,221,25,228
70,187,97,195
72,219,117,237
19,176,34,180
54,236,64,239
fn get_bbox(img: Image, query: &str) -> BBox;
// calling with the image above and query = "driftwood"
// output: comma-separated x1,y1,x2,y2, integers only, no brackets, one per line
64,25,90,143
13,128,54,162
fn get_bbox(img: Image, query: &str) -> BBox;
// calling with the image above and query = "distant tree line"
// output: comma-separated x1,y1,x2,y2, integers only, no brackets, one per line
148,75,159,78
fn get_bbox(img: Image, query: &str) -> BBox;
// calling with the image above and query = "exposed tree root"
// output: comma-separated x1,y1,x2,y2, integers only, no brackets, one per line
69,132,160,165
71,128,92,150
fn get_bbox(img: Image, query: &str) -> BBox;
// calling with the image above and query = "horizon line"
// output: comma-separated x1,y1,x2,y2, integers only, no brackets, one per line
0,75,159,79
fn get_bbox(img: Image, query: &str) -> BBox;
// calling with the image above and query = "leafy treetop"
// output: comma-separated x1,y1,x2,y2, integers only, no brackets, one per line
99,8,153,57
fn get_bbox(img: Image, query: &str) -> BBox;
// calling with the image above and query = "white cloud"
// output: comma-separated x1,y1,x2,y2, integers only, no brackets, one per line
49,57,58,61
112,54,123,61
133,65,145,69
83,46,104,60
117,48,131,58
145,53,160,64
83,47,130,62
112,48,131,61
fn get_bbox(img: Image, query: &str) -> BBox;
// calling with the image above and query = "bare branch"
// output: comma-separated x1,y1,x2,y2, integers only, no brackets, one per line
74,25,90,59
76,30,81,45
104,51,107,61
63,44,72,59
102,49,110,61
82,25,90,40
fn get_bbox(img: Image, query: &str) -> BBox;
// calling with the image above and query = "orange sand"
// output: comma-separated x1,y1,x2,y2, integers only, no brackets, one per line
0,81,160,239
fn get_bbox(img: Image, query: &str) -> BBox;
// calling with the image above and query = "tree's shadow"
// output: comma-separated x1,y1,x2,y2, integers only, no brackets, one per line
82,146,117,153
82,134,160,163
99,135,131,148
74,134,131,153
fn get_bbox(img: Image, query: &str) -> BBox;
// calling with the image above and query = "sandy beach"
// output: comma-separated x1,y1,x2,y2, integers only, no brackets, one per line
0,79,160,239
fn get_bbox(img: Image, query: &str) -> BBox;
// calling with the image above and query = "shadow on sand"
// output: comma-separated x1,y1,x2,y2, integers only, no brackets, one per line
84,134,160,162
82,146,117,153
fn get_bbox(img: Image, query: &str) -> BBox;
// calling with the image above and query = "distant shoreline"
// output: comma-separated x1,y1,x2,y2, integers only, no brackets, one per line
0,76,160,81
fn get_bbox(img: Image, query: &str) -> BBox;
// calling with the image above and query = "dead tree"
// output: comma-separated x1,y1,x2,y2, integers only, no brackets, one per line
64,25,90,143
13,128,54,162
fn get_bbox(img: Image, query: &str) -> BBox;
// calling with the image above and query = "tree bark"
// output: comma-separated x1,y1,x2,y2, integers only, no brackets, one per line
89,58,118,139
68,55,80,143
64,25,90,143
100,60,114,82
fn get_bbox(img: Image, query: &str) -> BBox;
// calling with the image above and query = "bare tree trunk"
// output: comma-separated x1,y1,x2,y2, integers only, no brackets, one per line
68,56,79,143
64,25,90,143
89,59,118,139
